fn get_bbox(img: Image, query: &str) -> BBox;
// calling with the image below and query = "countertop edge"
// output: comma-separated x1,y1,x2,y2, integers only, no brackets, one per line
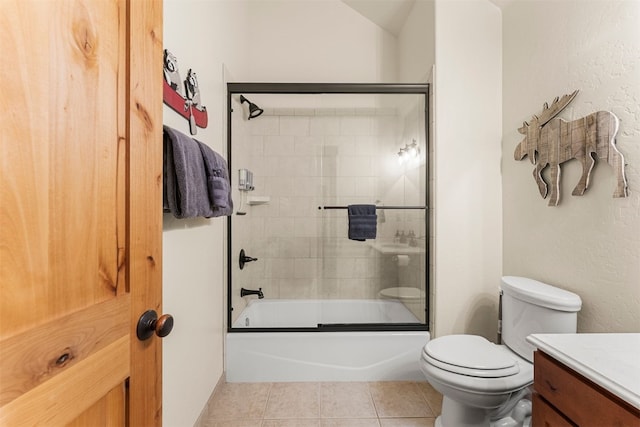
527,334,640,410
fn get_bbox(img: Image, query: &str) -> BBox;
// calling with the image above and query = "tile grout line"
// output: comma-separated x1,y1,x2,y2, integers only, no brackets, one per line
367,381,382,421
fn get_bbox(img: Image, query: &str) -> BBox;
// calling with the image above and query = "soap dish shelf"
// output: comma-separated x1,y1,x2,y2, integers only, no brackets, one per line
247,196,270,206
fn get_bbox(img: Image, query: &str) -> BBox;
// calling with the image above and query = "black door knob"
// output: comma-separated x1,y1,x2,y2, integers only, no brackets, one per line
136,310,174,341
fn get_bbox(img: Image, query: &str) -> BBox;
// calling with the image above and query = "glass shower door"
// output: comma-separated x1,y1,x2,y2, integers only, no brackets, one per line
227,84,429,331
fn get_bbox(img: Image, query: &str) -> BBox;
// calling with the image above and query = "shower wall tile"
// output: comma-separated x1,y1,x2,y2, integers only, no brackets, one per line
338,278,374,299
356,108,377,117
249,116,280,136
287,156,319,177
250,156,279,178
335,108,356,116
293,217,321,238
332,177,356,197
372,115,398,138
234,108,426,304
264,176,296,197
280,116,310,136
295,108,315,116
247,135,264,156
264,135,295,156
337,157,373,177
339,116,371,136
310,116,340,136
338,258,359,279
279,197,317,218
294,136,324,156
252,237,279,259
279,278,318,299
265,258,295,279
294,258,320,279
292,177,322,197
320,159,337,177
376,107,397,116
355,177,376,198
279,237,311,258
324,136,357,156
355,136,377,155
274,108,295,116
355,258,378,279
265,217,296,238
247,217,266,238
315,108,335,116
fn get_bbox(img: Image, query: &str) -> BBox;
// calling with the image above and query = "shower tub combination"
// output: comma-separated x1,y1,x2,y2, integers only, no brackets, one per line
226,299,430,382
226,82,431,383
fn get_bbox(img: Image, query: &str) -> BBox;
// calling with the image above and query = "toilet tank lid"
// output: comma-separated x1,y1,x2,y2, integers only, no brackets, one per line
501,276,582,312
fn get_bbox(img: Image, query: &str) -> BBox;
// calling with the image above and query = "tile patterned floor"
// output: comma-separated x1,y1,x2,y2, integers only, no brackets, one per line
203,381,442,427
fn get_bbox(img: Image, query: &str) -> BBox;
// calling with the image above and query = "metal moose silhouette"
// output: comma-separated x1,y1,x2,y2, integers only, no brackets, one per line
514,90,628,206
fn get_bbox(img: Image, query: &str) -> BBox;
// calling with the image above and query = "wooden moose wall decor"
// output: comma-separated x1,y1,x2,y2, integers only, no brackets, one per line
514,90,628,206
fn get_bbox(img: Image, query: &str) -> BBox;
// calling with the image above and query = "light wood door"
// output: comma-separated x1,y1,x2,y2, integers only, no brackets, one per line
0,1,163,425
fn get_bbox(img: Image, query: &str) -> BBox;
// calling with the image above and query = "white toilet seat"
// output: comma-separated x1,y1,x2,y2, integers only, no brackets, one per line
420,338,533,394
424,335,520,378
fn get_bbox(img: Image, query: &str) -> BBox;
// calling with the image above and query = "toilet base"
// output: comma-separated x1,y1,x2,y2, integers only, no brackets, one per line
438,397,489,427
435,396,532,427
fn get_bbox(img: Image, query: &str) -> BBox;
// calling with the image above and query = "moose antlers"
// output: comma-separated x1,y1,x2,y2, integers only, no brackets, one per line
517,90,579,134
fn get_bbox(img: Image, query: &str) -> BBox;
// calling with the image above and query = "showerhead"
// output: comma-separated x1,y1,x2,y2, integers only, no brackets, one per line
240,95,264,120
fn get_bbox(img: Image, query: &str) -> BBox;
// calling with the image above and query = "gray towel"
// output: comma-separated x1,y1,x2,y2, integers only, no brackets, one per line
348,204,377,241
163,126,213,218
197,141,233,217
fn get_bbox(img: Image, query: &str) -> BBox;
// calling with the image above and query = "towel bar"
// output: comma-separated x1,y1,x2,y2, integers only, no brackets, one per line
318,205,426,210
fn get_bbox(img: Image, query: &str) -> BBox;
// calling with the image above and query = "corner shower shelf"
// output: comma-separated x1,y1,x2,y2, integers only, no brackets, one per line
247,196,270,206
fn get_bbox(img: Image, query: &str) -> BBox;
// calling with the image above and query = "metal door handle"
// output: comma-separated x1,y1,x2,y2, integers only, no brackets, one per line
137,310,174,341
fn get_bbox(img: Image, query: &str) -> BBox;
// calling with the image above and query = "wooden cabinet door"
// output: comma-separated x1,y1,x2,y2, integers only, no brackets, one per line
0,1,163,425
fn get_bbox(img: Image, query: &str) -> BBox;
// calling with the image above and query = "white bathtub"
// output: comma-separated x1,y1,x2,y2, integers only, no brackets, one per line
226,299,430,382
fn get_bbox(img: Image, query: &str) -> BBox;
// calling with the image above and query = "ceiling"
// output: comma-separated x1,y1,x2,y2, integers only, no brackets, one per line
341,0,510,36
341,0,416,36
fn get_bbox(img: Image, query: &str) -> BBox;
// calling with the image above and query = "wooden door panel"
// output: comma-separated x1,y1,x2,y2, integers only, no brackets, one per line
128,0,164,423
0,335,129,426
0,295,129,406
67,384,127,427
0,0,124,334
1,0,163,425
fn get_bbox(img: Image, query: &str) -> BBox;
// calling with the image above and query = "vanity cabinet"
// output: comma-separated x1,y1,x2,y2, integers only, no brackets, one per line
532,350,640,426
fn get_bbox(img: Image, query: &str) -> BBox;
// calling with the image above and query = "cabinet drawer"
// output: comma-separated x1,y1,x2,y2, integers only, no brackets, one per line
532,392,576,427
534,351,640,426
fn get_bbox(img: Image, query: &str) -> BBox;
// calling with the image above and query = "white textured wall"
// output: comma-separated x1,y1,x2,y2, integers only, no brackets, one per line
244,0,397,83
398,0,435,83
502,1,640,333
162,1,248,426
433,0,503,340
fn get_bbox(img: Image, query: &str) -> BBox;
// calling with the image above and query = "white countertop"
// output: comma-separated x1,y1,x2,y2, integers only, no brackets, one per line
527,333,640,410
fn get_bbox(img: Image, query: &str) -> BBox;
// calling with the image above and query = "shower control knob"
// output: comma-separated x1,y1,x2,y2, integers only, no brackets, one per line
239,249,258,270
136,310,174,341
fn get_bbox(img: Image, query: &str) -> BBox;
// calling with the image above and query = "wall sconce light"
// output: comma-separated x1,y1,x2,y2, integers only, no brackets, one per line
397,139,420,164
397,147,408,164
407,140,419,157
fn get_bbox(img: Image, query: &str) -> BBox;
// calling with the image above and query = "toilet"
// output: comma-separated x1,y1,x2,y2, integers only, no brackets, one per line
420,276,582,427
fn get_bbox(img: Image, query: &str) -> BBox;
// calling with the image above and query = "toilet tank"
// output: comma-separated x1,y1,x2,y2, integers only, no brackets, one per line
501,276,581,363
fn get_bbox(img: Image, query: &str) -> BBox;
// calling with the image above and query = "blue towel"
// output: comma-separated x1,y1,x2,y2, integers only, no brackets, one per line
163,126,213,218
348,204,377,241
197,141,233,217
